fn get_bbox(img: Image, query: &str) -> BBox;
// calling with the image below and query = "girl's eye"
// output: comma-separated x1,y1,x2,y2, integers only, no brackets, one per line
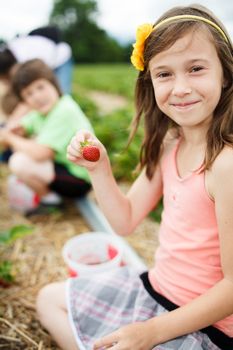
157,72,171,79
25,92,32,98
190,66,204,73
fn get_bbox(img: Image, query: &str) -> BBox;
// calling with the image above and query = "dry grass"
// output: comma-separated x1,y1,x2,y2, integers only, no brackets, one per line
0,164,159,350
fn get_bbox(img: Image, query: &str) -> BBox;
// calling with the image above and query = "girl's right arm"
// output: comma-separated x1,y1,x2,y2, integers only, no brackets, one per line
67,130,163,235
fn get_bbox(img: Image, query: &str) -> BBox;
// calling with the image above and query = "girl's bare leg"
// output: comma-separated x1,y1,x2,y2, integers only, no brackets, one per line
36,282,79,350
8,152,55,195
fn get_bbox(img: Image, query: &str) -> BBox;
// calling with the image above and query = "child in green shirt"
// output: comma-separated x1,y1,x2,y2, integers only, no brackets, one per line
0,59,93,214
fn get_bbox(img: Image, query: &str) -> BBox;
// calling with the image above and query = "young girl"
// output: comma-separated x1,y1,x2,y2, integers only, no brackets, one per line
36,4,233,350
0,59,93,214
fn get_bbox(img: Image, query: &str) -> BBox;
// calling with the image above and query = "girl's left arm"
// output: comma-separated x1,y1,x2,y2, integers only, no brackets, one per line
94,148,233,350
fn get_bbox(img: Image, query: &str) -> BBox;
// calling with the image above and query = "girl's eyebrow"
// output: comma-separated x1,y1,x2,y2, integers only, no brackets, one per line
186,58,210,64
151,58,210,72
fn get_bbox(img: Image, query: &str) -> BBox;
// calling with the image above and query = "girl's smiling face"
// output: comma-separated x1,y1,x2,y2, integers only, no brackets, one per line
21,78,60,115
149,29,224,130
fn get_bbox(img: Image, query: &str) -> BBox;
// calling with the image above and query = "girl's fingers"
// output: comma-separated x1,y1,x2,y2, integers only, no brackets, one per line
67,149,82,161
91,139,101,148
93,334,118,350
75,131,99,149
76,129,96,143
94,345,118,350
67,140,82,158
67,130,103,162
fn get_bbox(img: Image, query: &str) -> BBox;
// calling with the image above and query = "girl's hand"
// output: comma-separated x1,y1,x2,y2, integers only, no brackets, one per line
6,120,25,136
93,321,156,350
0,128,11,146
67,129,107,171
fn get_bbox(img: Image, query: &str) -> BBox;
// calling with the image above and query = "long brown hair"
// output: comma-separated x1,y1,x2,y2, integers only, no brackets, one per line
129,4,233,179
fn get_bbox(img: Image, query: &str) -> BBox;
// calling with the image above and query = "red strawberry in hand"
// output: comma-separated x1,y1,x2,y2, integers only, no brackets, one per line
83,146,100,162
80,141,100,162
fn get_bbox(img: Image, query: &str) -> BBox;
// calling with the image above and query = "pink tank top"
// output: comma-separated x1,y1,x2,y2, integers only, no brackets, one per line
149,139,233,336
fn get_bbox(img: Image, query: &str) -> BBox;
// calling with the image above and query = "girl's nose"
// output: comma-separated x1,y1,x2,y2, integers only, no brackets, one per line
32,90,43,102
171,77,192,97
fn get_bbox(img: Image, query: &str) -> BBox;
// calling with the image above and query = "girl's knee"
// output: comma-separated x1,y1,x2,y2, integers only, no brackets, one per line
36,282,66,321
9,153,54,183
9,152,31,176
36,283,58,318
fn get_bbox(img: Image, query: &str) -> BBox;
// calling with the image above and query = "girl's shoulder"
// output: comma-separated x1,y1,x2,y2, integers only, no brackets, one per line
211,145,233,174
206,145,233,199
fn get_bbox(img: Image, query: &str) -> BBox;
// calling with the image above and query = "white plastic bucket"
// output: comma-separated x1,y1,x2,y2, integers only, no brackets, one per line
62,232,123,277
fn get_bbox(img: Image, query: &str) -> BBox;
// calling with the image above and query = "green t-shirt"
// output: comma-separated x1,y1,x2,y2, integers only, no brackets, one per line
21,95,94,183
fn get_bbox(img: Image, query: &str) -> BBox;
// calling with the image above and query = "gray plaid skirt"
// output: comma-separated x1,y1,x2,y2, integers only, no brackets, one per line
66,266,220,350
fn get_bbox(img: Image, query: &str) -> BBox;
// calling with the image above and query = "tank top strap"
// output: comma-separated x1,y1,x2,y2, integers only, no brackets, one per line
168,137,205,177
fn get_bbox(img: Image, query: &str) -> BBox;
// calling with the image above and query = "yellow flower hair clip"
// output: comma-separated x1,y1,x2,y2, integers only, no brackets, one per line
130,23,153,71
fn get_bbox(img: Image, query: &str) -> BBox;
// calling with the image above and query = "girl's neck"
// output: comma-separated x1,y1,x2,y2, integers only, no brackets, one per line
176,133,206,178
179,126,208,147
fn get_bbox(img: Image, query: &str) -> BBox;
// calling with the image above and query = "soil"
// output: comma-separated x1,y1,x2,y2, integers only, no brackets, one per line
88,90,128,114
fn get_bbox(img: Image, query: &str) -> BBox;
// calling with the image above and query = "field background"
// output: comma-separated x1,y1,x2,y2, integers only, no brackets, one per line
0,64,160,349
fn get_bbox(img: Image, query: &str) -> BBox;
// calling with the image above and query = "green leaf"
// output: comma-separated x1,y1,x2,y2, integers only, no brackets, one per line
0,260,14,283
0,225,34,245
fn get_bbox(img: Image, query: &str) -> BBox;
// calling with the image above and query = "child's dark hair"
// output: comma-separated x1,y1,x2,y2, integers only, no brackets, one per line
130,4,233,179
11,59,62,100
0,47,17,78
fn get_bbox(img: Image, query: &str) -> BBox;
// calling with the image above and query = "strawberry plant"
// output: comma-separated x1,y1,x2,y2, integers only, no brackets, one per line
0,261,13,287
0,225,33,286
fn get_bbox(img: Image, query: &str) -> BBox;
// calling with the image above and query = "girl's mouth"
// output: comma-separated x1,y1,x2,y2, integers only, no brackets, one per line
171,100,200,108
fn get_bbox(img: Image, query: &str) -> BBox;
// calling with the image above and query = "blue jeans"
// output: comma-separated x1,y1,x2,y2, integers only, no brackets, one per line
54,58,73,94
